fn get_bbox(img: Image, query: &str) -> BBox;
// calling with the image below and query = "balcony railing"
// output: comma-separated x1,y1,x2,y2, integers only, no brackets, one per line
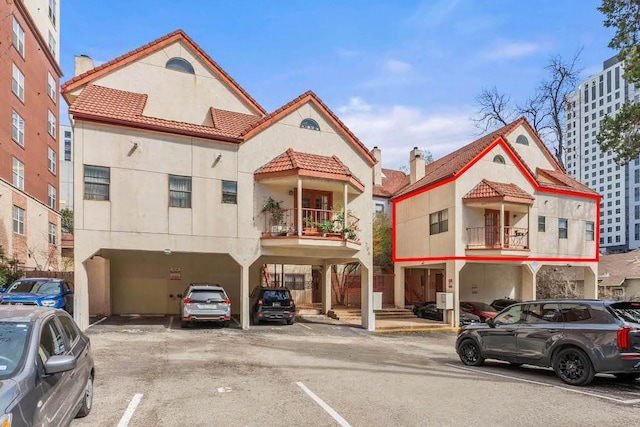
261,208,360,241
466,226,529,250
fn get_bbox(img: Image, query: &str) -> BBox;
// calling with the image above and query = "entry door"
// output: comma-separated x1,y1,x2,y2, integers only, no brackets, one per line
484,210,500,247
295,190,333,227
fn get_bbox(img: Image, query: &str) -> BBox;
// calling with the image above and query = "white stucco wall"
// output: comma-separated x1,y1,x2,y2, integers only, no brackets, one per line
459,263,522,302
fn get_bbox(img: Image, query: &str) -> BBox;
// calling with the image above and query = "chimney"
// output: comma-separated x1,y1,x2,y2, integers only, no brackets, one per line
74,55,95,77
372,146,382,186
409,147,425,184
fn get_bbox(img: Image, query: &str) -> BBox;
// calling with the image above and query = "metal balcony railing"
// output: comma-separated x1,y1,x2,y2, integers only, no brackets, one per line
466,226,529,250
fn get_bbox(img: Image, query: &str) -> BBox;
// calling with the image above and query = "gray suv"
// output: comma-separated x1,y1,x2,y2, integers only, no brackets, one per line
0,306,95,426
179,284,231,328
456,300,640,386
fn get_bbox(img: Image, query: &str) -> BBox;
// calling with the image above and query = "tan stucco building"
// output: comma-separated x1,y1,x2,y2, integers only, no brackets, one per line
392,118,600,325
62,30,375,330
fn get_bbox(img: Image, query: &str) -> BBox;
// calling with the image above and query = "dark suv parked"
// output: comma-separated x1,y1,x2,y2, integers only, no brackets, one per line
456,300,640,386
250,286,295,325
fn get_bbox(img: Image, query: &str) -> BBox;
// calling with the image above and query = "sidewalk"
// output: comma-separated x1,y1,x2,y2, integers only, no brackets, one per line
296,313,457,334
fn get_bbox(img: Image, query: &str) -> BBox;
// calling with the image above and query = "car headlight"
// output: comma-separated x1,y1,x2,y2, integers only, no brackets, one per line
41,300,57,307
1,413,12,427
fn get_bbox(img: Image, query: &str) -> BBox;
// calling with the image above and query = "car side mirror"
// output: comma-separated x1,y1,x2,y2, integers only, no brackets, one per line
65,289,73,295
0,288,5,293
177,294,183,299
486,318,495,328
44,355,77,375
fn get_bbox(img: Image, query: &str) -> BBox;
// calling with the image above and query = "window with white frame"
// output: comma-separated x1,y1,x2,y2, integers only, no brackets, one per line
84,165,110,200
48,222,56,245
47,31,56,57
12,158,24,191
12,64,24,101
585,221,594,241
48,184,56,208
13,206,24,235
429,209,448,235
559,218,568,239
12,17,24,56
169,175,192,208
47,73,56,102
48,147,56,174
538,216,546,232
222,180,237,204
12,110,24,146
47,110,56,138
49,0,57,26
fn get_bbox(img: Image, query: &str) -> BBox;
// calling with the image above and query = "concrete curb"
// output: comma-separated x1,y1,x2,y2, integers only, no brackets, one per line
373,327,459,334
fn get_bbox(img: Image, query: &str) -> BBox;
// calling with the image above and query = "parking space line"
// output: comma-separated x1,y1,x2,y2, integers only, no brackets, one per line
86,317,107,329
446,363,639,405
231,316,241,327
296,382,351,427
116,393,143,427
298,323,312,330
167,316,174,330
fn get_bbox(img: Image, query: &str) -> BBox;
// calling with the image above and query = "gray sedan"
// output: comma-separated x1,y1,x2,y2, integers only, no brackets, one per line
0,306,95,426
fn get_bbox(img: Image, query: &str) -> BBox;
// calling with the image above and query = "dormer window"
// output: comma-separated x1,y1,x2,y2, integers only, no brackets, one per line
300,118,320,131
493,155,505,164
516,135,529,145
166,57,195,74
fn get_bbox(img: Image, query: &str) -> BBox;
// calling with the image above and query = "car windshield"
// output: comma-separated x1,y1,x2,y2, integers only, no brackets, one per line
471,302,497,312
189,290,226,302
0,322,32,379
610,302,640,323
262,290,291,301
6,280,61,295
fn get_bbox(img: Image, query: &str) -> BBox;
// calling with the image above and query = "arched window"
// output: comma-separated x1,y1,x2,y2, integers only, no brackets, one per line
300,118,320,131
165,57,195,74
516,135,529,145
493,155,506,164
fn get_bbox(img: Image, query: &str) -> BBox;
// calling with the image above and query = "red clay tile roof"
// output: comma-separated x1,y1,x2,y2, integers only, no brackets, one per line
241,91,376,166
255,148,365,189
463,179,534,202
210,108,261,136
373,168,410,198
69,85,253,142
394,119,524,198
61,29,265,115
536,168,599,196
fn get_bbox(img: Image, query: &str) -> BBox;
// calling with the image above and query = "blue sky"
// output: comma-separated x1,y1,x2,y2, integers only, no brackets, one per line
61,0,615,169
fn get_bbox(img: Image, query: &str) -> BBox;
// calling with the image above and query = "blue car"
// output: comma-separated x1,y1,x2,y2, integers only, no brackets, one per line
0,278,74,313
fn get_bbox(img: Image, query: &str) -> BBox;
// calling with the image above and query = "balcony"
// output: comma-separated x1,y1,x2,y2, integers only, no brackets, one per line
260,207,361,250
466,226,530,255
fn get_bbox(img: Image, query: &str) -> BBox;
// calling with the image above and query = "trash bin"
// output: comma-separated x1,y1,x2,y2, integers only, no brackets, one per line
373,292,383,310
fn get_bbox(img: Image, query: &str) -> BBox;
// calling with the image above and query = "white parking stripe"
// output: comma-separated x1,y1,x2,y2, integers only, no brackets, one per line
231,317,241,327
446,363,640,405
86,317,107,329
298,323,312,330
117,393,143,427
296,382,351,427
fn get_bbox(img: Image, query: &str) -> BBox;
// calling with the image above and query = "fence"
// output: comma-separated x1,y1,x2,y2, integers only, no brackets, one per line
331,273,394,308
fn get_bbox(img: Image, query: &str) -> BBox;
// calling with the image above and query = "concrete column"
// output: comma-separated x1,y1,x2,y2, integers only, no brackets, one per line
86,256,111,317
393,264,405,308
322,261,332,313
522,264,537,301
343,183,348,231
361,263,374,331
500,203,505,248
297,178,303,236
74,262,90,331
445,260,463,327
583,263,598,299
240,263,250,329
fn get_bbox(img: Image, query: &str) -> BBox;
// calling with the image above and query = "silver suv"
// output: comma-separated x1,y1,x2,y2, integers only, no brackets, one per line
456,300,640,386
179,284,231,328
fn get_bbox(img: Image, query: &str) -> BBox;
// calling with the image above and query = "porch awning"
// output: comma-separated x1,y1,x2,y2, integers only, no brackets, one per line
463,179,534,205
254,148,365,192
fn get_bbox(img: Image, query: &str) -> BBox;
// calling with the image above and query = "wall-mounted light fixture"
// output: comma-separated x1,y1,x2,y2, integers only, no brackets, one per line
164,248,172,256
288,190,294,196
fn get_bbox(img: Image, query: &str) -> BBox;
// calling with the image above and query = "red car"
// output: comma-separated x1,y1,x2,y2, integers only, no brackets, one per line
461,301,498,322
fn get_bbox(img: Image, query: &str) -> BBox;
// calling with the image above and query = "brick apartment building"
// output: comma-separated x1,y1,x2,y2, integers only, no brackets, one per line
0,0,63,270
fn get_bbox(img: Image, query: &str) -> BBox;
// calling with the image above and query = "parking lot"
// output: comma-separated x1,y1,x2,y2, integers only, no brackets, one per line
74,317,640,427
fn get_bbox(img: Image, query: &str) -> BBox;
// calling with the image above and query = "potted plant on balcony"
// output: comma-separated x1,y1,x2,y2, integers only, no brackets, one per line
303,217,319,236
262,197,285,236
318,220,334,237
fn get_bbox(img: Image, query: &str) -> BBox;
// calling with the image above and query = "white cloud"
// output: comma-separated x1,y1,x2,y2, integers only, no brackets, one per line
385,59,412,74
338,99,478,169
482,41,542,60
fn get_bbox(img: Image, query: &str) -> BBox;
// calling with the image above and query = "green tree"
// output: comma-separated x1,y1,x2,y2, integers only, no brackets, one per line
372,213,392,272
596,0,640,162
61,208,73,234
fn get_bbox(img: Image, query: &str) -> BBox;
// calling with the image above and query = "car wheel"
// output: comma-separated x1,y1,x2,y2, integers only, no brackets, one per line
458,339,484,366
553,347,595,386
286,318,294,325
252,314,260,325
222,321,229,328
180,320,189,328
614,373,640,382
75,375,93,418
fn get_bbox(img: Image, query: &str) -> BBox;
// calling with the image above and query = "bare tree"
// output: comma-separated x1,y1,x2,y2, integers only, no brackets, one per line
331,263,360,306
473,50,582,166
536,267,580,299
